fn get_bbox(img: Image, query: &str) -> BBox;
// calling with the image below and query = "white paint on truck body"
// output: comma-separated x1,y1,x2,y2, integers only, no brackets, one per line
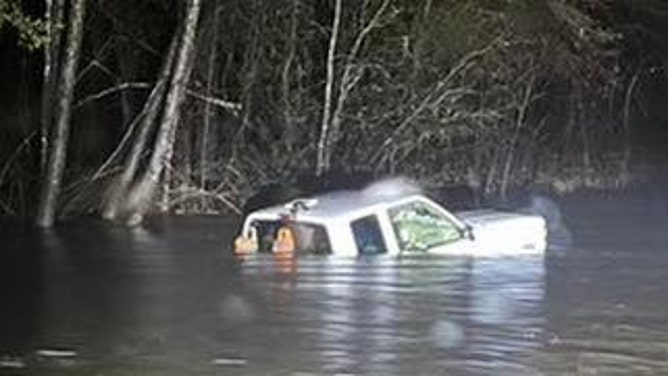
238,189,547,258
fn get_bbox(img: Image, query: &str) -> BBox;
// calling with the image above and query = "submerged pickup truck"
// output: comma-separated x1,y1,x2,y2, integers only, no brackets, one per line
233,184,547,258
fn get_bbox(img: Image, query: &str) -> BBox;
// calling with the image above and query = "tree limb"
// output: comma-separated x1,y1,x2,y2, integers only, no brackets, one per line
74,82,151,108
369,37,501,166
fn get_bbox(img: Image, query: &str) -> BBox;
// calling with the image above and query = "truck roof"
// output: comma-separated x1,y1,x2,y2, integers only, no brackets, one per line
246,188,424,223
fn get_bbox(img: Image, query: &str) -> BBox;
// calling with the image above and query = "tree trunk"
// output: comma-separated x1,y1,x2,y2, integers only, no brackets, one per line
200,5,220,192
577,90,591,176
561,91,576,165
40,0,65,174
238,0,261,158
36,0,86,228
410,0,432,89
621,69,640,186
316,0,342,176
101,33,179,220
124,0,202,226
281,0,298,153
327,0,389,168
500,69,535,199
114,42,136,129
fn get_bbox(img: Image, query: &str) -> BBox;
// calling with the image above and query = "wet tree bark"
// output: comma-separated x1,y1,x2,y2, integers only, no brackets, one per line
36,0,86,228
124,0,202,226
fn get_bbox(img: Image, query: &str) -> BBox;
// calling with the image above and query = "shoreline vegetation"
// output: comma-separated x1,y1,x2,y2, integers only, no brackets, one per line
1,1,667,225
2,152,664,220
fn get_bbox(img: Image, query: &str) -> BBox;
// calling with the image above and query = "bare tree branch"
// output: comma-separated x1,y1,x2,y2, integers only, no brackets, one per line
370,37,501,166
186,89,242,113
74,82,151,108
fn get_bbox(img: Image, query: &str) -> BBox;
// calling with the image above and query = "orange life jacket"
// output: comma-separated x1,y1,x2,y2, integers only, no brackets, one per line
273,226,296,255
233,227,258,255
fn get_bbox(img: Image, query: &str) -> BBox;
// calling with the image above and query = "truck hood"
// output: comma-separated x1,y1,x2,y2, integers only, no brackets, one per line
456,209,539,225
455,209,547,256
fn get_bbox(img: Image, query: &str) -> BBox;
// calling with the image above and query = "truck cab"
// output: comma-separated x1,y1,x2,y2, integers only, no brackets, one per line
234,189,547,258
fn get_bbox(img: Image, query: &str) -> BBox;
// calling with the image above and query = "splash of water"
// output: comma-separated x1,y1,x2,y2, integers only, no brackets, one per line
361,176,422,199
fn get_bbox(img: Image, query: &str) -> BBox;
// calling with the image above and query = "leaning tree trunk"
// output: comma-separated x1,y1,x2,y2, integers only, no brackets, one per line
36,0,86,228
124,0,202,226
101,34,179,220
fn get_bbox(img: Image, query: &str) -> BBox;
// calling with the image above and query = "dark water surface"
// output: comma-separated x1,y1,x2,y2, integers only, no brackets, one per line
1,194,668,375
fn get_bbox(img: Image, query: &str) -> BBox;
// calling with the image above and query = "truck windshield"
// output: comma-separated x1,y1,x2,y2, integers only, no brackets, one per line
388,201,462,252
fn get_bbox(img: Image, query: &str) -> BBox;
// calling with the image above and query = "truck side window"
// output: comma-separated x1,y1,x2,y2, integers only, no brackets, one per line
293,223,332,255
249,220,332,254
250,220,281,253
351,215,387,255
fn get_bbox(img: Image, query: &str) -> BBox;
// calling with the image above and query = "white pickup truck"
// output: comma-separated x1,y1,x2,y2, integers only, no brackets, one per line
233,185,547,258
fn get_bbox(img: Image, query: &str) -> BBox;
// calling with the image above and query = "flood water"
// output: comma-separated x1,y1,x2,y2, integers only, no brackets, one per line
1,193,668,375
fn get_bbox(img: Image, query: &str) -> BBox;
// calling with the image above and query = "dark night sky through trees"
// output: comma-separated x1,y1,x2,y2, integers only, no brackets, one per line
1,0,668,220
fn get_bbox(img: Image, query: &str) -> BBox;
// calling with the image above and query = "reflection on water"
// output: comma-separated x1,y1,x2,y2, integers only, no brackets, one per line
1,208,668,375
236,255,546,375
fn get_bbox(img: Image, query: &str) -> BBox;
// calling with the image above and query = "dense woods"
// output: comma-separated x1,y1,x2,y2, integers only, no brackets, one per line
1,0,667,226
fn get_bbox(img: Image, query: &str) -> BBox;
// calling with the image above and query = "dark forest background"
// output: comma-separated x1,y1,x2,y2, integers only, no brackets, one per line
1,0,668,227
